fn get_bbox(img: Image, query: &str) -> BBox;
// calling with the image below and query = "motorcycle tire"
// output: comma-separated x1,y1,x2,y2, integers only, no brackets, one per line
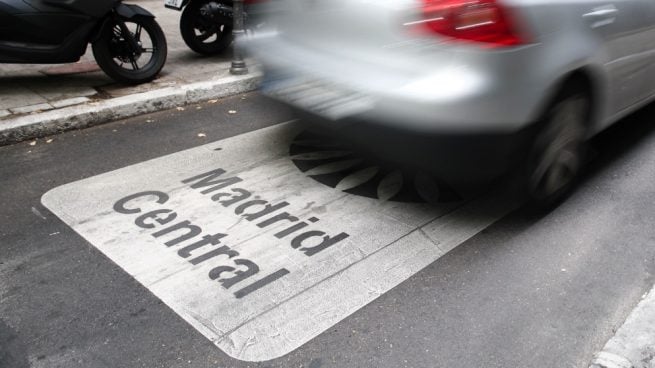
93,16,167,85
180,0,233,56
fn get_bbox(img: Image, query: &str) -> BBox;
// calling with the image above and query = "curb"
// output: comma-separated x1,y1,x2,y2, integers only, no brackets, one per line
589,286,655,368
0,72,261,146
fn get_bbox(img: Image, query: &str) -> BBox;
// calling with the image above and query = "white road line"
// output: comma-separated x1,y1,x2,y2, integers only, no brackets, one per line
42,121,518,361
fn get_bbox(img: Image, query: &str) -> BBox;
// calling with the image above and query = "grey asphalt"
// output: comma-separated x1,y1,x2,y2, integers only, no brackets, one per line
2,92,655,368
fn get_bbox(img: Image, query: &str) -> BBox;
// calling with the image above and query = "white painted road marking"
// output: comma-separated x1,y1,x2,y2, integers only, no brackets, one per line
42,121,518,361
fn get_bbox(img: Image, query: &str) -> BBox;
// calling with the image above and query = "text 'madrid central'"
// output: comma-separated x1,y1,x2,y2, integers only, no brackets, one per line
42,121,514,361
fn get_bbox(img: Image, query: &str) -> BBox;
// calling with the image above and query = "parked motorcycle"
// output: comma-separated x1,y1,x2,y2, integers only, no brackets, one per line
165,0,263,56
0,0,168,84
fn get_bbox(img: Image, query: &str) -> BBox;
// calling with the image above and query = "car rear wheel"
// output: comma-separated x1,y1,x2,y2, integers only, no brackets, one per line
524,86,589,209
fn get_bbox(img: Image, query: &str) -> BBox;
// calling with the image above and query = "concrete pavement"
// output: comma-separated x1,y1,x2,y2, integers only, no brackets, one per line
0,0,261,146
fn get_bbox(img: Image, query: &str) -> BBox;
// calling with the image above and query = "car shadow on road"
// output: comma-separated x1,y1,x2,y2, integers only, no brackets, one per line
586,101,655,174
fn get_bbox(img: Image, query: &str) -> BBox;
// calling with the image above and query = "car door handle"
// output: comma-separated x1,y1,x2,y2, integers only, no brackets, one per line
583,6,618,18
583,5,617,28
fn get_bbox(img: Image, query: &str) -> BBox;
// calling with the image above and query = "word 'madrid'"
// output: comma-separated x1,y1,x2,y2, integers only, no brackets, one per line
112,167,351,299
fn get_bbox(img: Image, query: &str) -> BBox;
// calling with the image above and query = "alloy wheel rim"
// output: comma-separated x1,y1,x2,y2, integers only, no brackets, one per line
110,22,156,71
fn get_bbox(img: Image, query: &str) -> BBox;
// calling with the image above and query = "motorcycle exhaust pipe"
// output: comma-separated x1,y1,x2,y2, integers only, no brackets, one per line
199,2,234,21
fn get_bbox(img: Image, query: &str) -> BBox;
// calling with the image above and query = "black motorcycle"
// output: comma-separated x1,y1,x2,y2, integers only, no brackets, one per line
165,0,263,56
0,0,168,84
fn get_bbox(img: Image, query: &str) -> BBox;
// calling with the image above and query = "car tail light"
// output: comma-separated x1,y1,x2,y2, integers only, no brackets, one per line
412,0,528,48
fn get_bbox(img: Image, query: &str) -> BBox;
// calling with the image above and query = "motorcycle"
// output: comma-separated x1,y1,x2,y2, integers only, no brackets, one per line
0,0,168,84
165,0,262,56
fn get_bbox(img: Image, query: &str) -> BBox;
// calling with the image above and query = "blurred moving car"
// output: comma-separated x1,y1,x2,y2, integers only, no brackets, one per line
246,0,655,206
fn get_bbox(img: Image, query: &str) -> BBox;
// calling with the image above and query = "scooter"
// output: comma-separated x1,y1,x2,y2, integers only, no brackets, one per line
0,0,168,84
165,0,263,56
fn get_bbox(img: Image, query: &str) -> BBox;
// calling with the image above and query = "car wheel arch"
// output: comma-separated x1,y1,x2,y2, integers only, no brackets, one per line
534,66,603,135
520,68,600,210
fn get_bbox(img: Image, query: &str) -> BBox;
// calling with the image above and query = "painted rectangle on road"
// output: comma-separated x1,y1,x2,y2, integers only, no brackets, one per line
42,121,515,361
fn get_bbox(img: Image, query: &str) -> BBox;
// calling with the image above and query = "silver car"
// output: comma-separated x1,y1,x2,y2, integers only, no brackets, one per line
246,0,655,205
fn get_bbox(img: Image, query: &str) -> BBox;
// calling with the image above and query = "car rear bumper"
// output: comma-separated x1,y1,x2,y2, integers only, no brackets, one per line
290,106,536,184
248,34,547,135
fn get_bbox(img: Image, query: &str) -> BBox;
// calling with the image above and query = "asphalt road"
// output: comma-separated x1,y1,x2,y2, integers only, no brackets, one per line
2,92,655,368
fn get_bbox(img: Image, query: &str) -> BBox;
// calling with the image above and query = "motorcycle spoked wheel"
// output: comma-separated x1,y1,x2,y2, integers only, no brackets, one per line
180,0,233,56
93,16,167,85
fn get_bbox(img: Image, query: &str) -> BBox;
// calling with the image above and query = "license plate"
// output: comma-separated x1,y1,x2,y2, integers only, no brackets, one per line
164,0,184,10
263,75,374,120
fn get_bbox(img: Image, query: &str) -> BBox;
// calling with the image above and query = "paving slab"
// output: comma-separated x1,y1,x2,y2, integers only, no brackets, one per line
50,97,91,109
0,85,48,110
9,103,53,115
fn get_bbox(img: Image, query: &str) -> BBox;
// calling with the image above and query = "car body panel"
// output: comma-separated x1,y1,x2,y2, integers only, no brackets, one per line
247,0,655,136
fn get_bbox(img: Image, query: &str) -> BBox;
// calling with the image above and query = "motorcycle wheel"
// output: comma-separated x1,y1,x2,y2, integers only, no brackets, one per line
180,0,233,56
93,16,167,85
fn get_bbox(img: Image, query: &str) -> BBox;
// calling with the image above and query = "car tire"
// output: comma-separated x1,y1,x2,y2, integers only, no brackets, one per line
523,84,590,210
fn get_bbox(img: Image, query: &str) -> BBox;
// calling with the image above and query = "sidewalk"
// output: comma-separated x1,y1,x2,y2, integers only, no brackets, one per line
0,0,261,145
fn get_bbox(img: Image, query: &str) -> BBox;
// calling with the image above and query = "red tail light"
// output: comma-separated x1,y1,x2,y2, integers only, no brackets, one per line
413,0,528,48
